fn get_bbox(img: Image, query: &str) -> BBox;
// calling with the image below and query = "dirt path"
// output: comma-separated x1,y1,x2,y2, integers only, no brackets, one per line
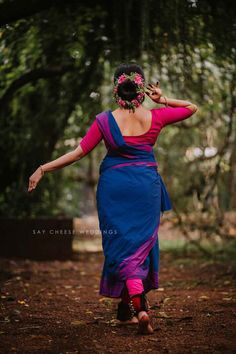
0,251,235,354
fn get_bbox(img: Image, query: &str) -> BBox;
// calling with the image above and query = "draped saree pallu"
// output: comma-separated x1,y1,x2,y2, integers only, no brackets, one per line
96,110,172,298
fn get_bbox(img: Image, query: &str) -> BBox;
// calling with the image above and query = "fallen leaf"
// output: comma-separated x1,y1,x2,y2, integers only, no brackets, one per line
158,311,170,318
223,280,231,285
99,298,113,306
70,320,86,326
18,325,41,330
150,304,160,310
157,288,165,292
12,309,21,315
148,338,160,342
163,297,171,304
17,300,26,305
198,295,210,301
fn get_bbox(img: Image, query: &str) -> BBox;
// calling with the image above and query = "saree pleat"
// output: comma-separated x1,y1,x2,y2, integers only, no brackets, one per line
96,110,172,298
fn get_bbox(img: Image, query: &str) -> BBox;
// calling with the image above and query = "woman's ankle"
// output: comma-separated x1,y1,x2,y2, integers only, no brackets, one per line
138,311,148,320
128,292,149,317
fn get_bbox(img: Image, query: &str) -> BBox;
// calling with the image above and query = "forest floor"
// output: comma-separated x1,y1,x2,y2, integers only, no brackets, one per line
0,249,236,354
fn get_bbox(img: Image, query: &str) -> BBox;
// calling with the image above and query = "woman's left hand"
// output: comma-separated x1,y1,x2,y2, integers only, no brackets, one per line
145,82,162,102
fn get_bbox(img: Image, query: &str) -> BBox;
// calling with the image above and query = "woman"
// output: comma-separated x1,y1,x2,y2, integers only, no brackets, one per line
28,63,197,335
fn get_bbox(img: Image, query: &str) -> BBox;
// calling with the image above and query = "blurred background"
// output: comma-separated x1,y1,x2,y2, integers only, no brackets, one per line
0,2,236,353
0,0,235,258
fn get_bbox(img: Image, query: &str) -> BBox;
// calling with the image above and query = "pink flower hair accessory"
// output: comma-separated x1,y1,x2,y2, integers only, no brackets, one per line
113,72,146,112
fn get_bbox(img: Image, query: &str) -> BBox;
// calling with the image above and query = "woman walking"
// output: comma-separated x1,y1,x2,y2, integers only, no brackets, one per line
28,63,197,335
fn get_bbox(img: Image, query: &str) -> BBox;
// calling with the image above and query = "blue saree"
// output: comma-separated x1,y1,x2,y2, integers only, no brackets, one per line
96,110,172,298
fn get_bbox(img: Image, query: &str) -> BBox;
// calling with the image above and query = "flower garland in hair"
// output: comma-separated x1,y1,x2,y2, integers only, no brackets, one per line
113,72,145,112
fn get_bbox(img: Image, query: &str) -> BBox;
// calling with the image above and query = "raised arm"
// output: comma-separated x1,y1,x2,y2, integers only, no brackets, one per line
146,82,198,113
146,82,198,127
157,96,198,113
28,119,103,193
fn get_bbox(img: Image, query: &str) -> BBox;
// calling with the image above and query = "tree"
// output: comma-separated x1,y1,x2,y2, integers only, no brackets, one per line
0,0,235,245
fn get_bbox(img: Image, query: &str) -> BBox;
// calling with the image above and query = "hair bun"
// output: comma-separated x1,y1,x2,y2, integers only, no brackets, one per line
117,79,138,102
113,64,145,111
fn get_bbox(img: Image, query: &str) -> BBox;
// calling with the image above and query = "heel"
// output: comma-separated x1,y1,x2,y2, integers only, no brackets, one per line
138,312,154,335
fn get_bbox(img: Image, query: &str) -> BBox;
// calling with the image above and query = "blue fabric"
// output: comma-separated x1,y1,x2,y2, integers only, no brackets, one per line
96,110,172,297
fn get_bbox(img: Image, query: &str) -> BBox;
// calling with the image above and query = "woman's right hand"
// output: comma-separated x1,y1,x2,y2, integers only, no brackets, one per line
28,167,44,193
145,82,162,103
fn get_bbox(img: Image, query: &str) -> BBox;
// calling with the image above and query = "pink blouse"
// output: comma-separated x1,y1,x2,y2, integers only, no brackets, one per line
80,107,193,155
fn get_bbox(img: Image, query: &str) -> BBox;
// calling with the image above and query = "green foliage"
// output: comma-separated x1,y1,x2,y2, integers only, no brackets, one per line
0,0,235,228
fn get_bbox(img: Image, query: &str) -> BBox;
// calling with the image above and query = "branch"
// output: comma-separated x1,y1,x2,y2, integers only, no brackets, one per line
0,65,74,107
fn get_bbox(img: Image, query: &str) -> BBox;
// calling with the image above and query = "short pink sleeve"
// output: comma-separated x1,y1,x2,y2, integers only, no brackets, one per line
153,107,193,128
80,119,103,155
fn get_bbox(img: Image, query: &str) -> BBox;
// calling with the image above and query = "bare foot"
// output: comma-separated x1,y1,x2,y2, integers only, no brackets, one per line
119,316,138,325
137,311,154,335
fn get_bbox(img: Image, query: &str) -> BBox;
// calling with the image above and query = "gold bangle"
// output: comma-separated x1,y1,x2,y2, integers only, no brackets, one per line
39,165,45,176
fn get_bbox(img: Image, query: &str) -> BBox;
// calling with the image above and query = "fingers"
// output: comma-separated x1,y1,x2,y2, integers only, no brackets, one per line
145,87,160,97
28,179,37,193
145,90,156,98
145,89,152,96
146,83,160,96
146,91,156,97
146,82,160,90
146,84,155,91
145,85,155,95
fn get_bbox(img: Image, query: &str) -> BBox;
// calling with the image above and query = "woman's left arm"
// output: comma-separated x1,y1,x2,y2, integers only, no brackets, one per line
158,96,198,112
146,83,198,112
146,83,198,127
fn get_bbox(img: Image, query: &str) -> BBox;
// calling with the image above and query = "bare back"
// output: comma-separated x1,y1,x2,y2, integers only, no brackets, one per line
111,106,152,137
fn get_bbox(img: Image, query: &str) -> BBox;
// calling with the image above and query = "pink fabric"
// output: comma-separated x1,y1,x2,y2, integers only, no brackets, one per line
79,107,193,155
80,119,103,154
155,106,193,127
126,278,144,297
